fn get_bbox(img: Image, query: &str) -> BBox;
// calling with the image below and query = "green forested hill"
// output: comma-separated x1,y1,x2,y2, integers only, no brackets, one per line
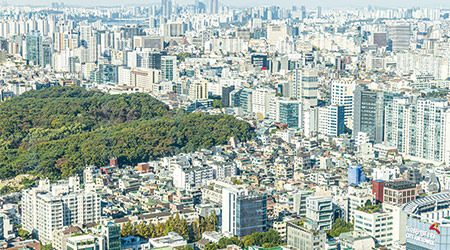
0,86,254,180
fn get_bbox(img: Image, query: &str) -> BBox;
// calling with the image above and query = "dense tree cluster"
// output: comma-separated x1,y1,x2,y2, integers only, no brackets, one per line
205,229,282,250
0,86,254,180
327,218,353,238
121,212,217,243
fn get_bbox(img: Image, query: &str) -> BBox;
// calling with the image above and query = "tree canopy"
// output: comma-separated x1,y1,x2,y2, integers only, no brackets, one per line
0,86,254,180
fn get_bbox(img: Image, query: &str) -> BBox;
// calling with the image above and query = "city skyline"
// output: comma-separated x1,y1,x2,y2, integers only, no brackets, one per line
8,0,450,9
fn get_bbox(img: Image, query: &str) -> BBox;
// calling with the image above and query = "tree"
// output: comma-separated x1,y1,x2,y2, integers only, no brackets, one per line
136,222,151,239
180,245,194,250
328,218,353,238
42,244,52,250
205,243,218,250
121,220,136,237
18,229,31,240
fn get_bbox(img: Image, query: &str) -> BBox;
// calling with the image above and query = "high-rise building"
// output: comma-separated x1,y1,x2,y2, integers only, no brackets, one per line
239,88,253,114
318,105,345,137
25,32,43,66
252,88,276,118
222,188,267,237
372,32,387,47
293,68,318,108
331,79,356,129
22,177,101,244
388,24,411,51
353,85,395,143
209,0,218,14
384,97,450,164
161,0,173,17
266,24,287,46
161,56,177,81
222,86,235,107
348,165,366,186
279,100,301,128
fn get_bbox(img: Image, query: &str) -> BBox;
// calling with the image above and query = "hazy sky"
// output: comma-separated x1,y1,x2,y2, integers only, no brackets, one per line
9,0,450,9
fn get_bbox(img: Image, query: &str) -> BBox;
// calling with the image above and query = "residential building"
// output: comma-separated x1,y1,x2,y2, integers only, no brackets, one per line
21,178,101,244
384,97,450,164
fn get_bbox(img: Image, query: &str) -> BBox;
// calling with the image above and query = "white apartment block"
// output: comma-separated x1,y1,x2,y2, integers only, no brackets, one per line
22,177,101,244
173,166,214,190
251,87,276,118
384,97,450,164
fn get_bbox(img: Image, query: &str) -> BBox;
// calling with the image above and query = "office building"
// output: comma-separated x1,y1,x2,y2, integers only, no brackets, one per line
26,33,49,66
354,206,394,247
239,88,253,113
267,24,287,46
402,192,450,250
353,85,394,143
292,68,318,108
383,181,418,205
21,177,101,244
161,56,177,81
306,197,333,230
163,22,185,37
372,32,387,47
251,54,268,69
348,165,366,186
279,100,301,128
286,220,327,250
384,97,450,164
221,86,235,107
293,191,314,217
331,80,356,128
388,24,411,51
222,188,267,237
318,105,345,137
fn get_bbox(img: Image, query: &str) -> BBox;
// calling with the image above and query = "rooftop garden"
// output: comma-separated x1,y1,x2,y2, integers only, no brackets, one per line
356,204,381,214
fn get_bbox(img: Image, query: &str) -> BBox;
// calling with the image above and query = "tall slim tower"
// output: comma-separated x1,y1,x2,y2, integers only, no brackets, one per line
209,0,218,14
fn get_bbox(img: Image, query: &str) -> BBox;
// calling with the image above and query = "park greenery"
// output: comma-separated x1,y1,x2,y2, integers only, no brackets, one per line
121,212,217,243
0,86,254,181
204,229,282,250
